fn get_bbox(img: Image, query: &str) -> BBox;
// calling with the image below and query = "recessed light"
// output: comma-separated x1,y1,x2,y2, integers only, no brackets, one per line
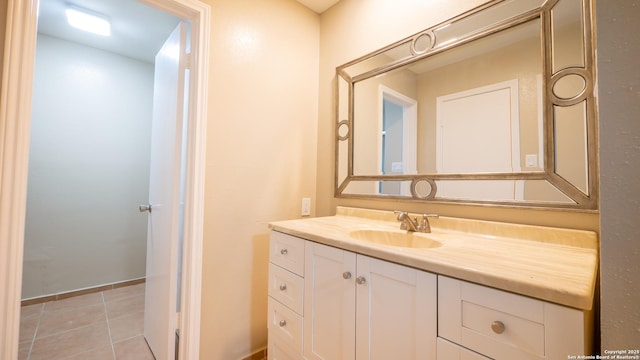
65,6,111,36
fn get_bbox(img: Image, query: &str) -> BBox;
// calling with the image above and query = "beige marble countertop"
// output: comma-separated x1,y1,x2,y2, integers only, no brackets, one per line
269,207,599,310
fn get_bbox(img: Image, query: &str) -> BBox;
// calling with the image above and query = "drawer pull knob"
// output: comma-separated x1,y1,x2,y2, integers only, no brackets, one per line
491,321,505,334
279,283,287,291
279,320,287,327
343,271,352,279
356,276,366,285
280,248,288,255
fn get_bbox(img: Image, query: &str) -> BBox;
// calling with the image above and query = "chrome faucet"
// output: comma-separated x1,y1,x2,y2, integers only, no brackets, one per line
394,211,439,233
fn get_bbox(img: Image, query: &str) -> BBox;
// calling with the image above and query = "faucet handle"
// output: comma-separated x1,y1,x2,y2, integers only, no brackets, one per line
417,214,439,232
393,210,407,219
420,213,439,225
393,211,409,230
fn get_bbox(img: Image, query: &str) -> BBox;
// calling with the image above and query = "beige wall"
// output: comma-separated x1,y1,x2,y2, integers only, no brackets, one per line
4,0,637,356
199,0,319,358
318,0,598,230
0,1,5,89
596,0,640,349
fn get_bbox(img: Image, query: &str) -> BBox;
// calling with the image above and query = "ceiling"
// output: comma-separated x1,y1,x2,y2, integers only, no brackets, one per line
295,0,340,13
37,0,180,63
37,0,339,63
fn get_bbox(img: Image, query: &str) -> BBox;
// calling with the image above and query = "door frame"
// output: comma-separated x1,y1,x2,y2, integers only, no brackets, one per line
0,0,210,359
376,85,418,196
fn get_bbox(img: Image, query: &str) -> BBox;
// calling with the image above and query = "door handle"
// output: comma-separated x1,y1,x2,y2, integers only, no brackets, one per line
139,204,152,213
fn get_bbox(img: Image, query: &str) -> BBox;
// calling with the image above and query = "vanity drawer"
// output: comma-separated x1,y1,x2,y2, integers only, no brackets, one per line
437,337,491,360
438,276,545,359
267,297,303,354
268,263,304,315
268,332,302,360
270,231,305,276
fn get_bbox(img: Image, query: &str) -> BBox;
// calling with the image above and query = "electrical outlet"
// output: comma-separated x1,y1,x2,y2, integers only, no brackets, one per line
301,198,311,216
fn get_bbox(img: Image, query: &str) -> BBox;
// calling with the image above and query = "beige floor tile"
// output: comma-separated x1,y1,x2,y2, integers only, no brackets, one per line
29,322,111,360
113,336,155,360
65,345,115,360
19,317,39,343
18,340,31,360
108,310,144,343
21,303,44,320
103,283,145,303
37,303,107,338
43,292,103,312
105,294,144,320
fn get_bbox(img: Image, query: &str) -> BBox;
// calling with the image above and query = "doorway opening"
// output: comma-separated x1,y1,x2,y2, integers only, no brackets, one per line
0,0,209,359
377,85,417,196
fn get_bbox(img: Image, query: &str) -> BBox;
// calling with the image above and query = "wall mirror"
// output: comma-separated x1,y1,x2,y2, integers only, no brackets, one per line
335,0,598,210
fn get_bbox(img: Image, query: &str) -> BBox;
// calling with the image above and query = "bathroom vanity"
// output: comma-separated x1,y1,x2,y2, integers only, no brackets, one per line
266,207,598,360
268,0,601,357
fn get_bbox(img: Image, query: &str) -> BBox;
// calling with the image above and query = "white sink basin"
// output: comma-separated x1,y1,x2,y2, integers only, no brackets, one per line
349,229,442,249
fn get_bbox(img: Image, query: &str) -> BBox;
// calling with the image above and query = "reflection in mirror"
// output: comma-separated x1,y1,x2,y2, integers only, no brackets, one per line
345,178,577,204
434,0,543,49
434,179,576,203
336,0,597,209
434,179,575,203
341,40,414,79
554,102,588,194
551,0,584,72
353,19,542,177
413,179,435,199
337,76,349,188
553,74,586,99
411,33,432,54
377,89,417,196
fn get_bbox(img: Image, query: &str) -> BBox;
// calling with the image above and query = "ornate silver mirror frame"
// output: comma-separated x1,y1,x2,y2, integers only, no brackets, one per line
335,0,598,210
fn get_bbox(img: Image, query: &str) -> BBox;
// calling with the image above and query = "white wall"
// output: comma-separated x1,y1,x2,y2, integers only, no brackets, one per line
23,35,153,299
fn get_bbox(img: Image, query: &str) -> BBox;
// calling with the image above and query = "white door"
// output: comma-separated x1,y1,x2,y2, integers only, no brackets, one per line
143,22,188,359
355,255,437,360
436,80,521,200
304,241,356,360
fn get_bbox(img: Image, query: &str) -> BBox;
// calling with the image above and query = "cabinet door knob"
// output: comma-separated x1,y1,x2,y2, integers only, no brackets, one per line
342,271,352,279
280,248,288,255
279,320,287,327
356,276,366,285
491,321,505,334
279,283,287,291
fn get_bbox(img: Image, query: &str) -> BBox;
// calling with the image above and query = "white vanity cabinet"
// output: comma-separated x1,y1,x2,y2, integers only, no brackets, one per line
268,230,438,360
437,276,592,360
268,229,594,360
304,240,437,360
267,231,306,359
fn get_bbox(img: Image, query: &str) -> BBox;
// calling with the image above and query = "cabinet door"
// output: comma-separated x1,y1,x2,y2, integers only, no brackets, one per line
355,255,437,360
304,241,357,360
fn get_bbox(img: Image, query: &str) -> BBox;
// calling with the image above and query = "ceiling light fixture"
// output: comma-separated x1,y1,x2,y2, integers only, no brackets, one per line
65,6,111,36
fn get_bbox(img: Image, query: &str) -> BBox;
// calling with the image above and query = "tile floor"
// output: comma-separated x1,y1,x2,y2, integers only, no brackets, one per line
19,283,155,360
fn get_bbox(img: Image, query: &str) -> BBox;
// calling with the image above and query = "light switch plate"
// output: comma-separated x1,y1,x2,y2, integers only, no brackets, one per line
301,198,311,216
